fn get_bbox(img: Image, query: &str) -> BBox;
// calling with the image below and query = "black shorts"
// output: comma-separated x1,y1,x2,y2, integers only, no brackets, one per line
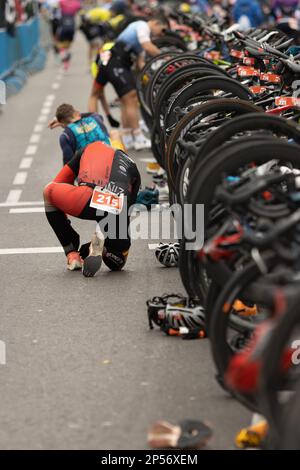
57,16,75,43
95,55,136,98
51,18,60,36
80,22,104,42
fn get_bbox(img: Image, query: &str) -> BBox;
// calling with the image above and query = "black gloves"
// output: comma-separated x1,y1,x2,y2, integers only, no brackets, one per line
107,114,120,128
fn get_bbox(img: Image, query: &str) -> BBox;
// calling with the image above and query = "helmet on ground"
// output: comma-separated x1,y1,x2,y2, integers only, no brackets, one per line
155,242,180,267
165,303,205,329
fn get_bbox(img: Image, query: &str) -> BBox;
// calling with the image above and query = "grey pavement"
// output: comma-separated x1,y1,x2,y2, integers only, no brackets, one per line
0,33,250,450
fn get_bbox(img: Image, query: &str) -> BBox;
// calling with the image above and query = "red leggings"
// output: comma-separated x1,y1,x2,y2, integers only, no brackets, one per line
44,164,131,260
44,164,93,216
44,182,93,217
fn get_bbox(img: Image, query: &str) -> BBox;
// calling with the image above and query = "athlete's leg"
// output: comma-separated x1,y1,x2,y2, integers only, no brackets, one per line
78,209,131,272
103,239,131,271
43,182,92,255
120,89,140,131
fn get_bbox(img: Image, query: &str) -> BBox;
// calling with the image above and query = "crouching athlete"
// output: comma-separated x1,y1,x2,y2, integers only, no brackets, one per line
43,141,141,277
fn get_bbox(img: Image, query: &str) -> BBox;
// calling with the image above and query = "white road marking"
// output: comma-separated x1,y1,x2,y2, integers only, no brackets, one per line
5,90,55,207
45,94,55,101
139,158,156,163
19,157,33,170
25,145,37,155
6,189,22,204
43,102,53,109
29,134,41,144
0,247,63,255
37,115,48,123
52,83,60,90
13,172,27,185
0,200,43,207
10,207,44,213
33,124,44,133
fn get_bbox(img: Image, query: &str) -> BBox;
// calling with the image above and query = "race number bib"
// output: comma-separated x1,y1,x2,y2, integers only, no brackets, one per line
90,188,124,215
237,66,260,77
275,96,300,107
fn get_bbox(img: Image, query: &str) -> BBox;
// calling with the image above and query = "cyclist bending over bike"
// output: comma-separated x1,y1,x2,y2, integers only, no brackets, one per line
88,12,170,151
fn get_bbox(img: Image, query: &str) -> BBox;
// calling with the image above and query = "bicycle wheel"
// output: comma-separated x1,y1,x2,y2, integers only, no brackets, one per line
180,139,300,302
259,286,300,448
209,253,278,412
154,68,228,161
164,76,253,131
147,54,210,115
166,99,261,193
137,51,178,123
188,139,300,229
177,112,300,207
153,34,188,52
194,113,300,169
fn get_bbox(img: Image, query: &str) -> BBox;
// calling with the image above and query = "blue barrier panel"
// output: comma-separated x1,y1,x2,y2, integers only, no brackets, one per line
18,17,40,60
0,16,40,78
0,32,6,73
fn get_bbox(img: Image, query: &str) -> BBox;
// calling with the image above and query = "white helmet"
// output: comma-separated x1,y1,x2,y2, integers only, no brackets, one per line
165,304,205,330
155,242,180,267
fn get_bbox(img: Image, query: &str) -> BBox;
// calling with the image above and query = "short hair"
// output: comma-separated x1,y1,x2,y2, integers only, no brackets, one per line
56,103,76,124
150,12,170,29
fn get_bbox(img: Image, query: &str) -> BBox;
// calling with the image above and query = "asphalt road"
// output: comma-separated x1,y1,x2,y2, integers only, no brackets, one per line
0,34,250,450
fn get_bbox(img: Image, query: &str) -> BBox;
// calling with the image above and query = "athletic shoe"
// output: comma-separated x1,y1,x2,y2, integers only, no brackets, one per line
139,118,149,134
63,59,70,71
152,168,167,180
133,135,151,151
122,134,134,151
233,300,257,317
146,162,161,174
125,142,135,151
157,182,169,200
82,232,104,278
235,420,268,449
67,251,82,271
102,248,129,271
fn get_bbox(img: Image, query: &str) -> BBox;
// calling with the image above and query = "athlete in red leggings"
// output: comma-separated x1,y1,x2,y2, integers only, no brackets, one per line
43,141,141,277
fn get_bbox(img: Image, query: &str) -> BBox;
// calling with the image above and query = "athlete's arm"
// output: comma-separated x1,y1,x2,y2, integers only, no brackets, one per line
136,53,146,70
88,82,111,118
141,41,161,57
48,118,64,129
52,165,76,184
137,23,161,57
66,148,85,177
59,131,76,166
88,82,102,113
98,87,110,117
